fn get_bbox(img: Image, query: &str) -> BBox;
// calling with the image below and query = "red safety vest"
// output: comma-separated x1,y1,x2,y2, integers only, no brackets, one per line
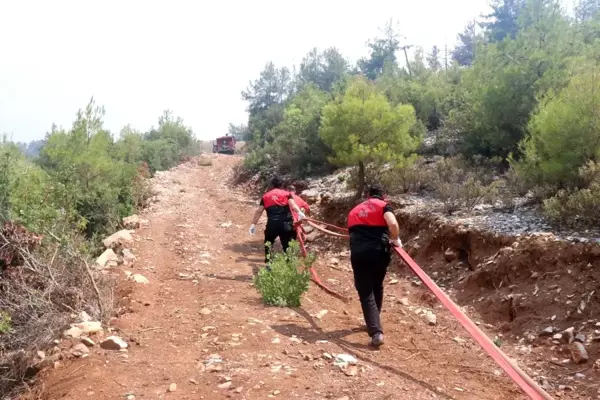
347,198,388,228
262,188,292,209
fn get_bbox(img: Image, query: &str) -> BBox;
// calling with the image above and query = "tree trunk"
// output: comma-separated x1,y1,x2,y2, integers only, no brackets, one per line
356,161,365,200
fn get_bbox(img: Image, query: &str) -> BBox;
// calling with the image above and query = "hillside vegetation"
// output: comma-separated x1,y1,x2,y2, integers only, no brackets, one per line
235,0,600,226
0,98,200,396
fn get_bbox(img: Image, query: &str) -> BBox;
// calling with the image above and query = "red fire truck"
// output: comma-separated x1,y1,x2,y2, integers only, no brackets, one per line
212,134,236,155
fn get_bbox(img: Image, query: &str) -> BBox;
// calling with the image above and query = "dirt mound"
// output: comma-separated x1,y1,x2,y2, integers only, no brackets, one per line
316,197,600,399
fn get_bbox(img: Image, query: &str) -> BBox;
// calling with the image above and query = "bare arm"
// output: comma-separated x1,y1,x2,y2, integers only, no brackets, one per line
384,211,400,240
287,197,303,216
251,206,264,225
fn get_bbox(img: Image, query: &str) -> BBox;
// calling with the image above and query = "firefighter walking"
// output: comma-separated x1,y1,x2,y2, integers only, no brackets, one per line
347,184,401,347
249,177,305,263
287,185,310,241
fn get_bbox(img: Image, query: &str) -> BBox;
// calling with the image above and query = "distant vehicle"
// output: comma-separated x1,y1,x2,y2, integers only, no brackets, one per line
212,134,236,155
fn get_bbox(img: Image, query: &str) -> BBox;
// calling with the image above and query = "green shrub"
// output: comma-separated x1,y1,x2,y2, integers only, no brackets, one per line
254,241,313,307
515,63,600,188
543,161,600,227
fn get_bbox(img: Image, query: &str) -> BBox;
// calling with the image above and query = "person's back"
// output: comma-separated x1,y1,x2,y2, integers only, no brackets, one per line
261,187,294,227
346,184,401,348
249,177,305,264
347,196,390,254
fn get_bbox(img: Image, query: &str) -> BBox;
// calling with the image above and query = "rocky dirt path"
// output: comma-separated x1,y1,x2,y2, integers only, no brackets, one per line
32,155,525,400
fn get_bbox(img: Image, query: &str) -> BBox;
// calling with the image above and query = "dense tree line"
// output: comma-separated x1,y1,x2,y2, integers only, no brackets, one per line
237,0,600,225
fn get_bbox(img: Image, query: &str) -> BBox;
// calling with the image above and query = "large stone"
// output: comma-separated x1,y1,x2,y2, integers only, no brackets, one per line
103,229,134,249
77,321,103,333
95,249,119,269
299,189,320,204
562,328,575,344
77,311,93,322
424,310,437,326
444,248,458,262
64,321,103,338
130,273,149,284
122,249,137,265
71,343,90,357
100,336,128,350
122,214,140,229
572,342,589,364
539,326,555,337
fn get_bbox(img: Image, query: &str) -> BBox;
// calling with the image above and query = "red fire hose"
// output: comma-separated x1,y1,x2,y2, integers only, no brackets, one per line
294,216,553,400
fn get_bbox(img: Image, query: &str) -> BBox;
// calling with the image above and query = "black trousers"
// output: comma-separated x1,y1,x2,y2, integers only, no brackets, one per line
264,222,297,263
350,249,391,337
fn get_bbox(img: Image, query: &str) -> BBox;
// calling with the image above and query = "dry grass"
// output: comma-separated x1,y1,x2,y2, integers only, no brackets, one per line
0,226,113,397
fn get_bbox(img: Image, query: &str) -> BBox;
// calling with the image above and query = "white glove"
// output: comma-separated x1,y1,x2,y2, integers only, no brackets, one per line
297,211,306,221
249,224,256,235
391,238,402,248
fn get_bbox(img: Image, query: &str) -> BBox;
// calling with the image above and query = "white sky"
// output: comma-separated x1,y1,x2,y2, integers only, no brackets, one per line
0,0,492,142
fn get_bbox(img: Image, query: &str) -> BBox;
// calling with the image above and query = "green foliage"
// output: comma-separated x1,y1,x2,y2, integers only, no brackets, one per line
268,85,331,177
298,47,349,92
515,63,600,188
452,0,576,159
140,111,199,173
253,241,312,307
7,99,197,245
358,20,401,80
0,143,17,221
235,2,600,222
543,161,600,227
0,312,11,334
481,0,525,42
38,100,138,239
320,76,421,196
0,100,199,398
452,21,481,66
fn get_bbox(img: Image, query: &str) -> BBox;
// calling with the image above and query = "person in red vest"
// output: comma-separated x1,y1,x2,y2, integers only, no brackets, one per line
249,176,305,263
347,183,401,348
288,185,310,242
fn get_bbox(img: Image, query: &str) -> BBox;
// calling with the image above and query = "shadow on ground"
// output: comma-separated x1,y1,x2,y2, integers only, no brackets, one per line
271,308,456,400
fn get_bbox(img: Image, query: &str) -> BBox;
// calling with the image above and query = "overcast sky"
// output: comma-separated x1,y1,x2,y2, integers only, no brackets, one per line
0,0,492,142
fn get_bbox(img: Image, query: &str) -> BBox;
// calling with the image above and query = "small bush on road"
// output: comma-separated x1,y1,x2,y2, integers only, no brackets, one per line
254,241,312,307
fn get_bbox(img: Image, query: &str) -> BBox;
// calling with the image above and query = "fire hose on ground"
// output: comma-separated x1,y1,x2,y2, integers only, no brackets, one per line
293,217,554,400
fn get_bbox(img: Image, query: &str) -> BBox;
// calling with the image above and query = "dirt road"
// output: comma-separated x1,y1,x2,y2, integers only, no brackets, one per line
34,155,525,400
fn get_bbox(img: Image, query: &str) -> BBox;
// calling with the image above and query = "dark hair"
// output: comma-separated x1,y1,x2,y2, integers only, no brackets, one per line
367,183,385,198
287,185,296,192
271,176,283,189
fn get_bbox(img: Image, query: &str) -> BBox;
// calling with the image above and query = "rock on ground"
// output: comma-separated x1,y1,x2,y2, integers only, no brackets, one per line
122,249,137,265
123,214,141,229
300,189,320,203
71,343,90,357
100,336,128,350
95,248,119,269
103,229,134,249
572,342,589,364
